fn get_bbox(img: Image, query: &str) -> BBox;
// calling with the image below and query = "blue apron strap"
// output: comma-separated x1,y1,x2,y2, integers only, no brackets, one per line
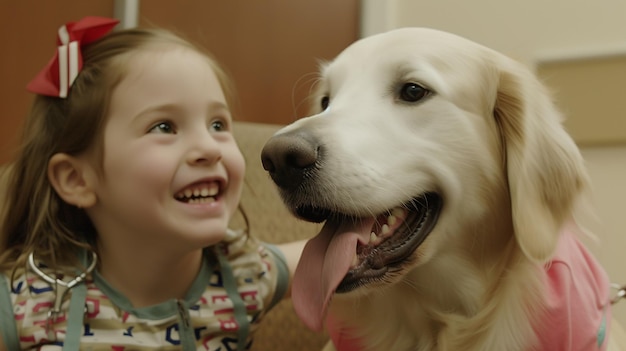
62,249,92,351
0,275,20,350
217,249,249,351
63,283,87,351
262,243,290,310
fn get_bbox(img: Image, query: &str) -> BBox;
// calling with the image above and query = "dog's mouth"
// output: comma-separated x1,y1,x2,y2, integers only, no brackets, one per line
291,192,442,331
340,192,441,292
296,192,442,291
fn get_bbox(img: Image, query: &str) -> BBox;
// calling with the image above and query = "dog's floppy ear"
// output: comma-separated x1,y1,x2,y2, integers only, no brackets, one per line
494,59,588,263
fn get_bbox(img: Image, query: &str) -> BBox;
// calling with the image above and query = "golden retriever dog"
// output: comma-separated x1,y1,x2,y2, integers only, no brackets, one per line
261,28,613,351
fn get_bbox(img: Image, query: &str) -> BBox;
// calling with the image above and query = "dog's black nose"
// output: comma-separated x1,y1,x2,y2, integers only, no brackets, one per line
261,131,319,190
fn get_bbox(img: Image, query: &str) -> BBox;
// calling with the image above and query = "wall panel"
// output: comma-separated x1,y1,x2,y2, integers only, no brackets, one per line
139,0,359,125
537,55,626,145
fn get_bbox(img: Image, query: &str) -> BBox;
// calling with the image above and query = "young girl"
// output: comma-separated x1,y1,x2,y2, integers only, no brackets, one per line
0,16,303,351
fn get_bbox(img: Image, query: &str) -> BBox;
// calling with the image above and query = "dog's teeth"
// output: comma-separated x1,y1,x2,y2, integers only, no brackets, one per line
381,224,390,235
391,207,404,218
387,215,397,226
352,253,359,267
370,232,381,245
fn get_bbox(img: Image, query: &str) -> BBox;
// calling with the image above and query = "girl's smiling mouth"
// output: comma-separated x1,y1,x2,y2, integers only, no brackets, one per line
174,181,221,204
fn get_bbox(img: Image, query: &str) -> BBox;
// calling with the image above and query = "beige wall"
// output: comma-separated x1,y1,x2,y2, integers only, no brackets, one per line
579,146,626,327
537,56,626,145
361,0,626,66
361,0,626,327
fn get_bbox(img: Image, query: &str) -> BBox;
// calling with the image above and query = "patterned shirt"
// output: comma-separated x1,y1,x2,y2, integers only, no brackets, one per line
0,229,289,351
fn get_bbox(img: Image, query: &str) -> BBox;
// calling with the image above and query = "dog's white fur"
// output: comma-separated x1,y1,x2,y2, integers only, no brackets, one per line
272,28,602,350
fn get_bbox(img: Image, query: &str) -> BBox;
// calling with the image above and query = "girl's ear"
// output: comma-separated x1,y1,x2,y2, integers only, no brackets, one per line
48,153,98,208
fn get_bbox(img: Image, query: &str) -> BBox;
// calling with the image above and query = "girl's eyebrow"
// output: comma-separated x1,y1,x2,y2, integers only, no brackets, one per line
133,104,179,119
131,101,231,123
129,104,181,127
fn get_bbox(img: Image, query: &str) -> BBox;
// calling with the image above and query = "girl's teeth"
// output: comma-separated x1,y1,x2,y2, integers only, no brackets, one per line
177,182,220,200
188,197,216,204
208,183,219,196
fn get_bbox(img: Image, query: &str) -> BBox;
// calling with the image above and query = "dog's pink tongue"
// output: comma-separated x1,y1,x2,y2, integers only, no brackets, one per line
292,217,375,331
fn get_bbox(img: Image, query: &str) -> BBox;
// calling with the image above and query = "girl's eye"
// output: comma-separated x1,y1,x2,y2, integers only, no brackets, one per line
210,120,226,132
149,122,176,134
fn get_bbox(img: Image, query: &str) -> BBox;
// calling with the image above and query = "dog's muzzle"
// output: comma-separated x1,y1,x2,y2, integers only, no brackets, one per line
261,130,320,192
262,126,443,331
261,129,336,222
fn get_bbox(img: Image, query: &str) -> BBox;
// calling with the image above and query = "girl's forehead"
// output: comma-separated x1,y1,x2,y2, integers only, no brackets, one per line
126,44,209,68
106,44,226,120
118,46,218,87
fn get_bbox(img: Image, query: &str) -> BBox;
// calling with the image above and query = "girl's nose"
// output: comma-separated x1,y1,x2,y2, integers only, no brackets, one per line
186,134,222,166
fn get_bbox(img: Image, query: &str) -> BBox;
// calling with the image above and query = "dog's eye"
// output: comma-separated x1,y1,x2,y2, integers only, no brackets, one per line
399,83,430,102
320,96,330,110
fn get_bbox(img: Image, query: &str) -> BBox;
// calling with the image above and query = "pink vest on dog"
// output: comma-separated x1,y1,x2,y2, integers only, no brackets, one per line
327,228,611,351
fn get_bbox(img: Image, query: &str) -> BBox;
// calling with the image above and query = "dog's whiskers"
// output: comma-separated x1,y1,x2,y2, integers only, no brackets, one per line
291,72,324,120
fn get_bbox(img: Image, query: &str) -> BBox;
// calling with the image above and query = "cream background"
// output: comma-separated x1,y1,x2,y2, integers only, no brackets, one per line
360,0,626,328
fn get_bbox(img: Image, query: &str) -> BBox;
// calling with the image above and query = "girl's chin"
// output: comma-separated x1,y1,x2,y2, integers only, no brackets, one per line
192,221,230,243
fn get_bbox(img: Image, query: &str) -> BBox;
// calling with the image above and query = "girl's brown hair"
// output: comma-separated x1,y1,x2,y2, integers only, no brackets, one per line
0,27,238,275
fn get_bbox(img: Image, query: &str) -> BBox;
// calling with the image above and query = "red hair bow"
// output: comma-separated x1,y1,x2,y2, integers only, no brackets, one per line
27,16,120,98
